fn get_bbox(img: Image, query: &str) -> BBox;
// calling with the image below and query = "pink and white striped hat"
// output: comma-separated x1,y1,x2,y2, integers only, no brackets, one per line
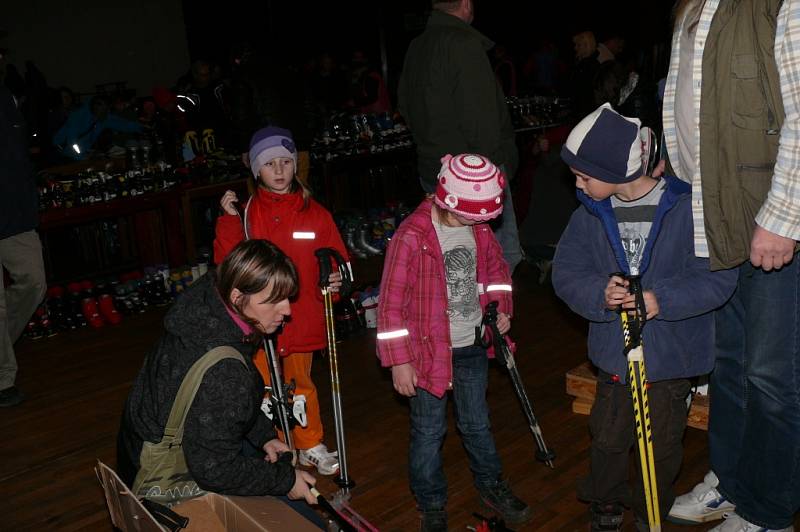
434,154,505,222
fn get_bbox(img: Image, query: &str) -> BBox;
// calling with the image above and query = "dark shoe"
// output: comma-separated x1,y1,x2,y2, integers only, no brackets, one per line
478,479,532,525
419,509,447,532
590,502,624,532
0,386,24,407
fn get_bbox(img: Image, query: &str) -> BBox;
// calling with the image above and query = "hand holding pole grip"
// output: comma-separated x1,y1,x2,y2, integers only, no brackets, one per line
315,248,352,295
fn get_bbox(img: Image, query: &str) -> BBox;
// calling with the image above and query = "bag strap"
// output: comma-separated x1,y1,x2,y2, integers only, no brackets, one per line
162,346,245,444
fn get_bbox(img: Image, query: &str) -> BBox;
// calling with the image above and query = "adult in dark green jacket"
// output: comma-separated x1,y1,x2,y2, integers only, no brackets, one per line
398,0,522,272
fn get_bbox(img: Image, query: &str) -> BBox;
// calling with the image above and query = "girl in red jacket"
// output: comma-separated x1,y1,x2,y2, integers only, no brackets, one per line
214,126,347,476
376,154,530,530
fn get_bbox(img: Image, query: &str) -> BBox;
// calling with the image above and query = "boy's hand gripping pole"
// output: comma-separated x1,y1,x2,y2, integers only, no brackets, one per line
615,274,661,531
482,301,555,468
315,247,355,489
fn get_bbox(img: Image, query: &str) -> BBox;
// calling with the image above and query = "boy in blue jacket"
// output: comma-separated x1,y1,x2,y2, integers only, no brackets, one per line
552,103,737,531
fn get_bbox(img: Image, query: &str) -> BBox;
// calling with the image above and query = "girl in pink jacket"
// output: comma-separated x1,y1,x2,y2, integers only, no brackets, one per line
376,154,530,531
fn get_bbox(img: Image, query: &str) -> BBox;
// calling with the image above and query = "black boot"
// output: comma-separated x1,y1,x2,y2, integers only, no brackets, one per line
590,502,624,532
419,509,447,532
478,479,532,525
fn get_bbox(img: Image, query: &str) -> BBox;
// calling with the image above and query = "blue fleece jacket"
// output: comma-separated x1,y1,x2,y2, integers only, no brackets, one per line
53,102,142,159
552,175,737,383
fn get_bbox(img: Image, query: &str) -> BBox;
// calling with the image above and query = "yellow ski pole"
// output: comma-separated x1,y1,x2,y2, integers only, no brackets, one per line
616,274,660,530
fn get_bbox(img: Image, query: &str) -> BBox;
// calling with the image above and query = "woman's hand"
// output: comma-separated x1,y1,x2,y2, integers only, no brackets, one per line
287,470,317,504
220,190,239,216
262,438,289,463
392,363,417,397
327,272,343,292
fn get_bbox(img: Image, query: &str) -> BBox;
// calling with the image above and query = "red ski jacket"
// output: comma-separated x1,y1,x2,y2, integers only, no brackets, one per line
214,188,349,356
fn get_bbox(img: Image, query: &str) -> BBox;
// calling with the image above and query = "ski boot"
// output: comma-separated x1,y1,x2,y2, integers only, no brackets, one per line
342,224,367,259
357,223,383,255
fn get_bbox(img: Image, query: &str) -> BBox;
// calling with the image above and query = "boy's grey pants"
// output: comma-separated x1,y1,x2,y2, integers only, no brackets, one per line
0,230,46,390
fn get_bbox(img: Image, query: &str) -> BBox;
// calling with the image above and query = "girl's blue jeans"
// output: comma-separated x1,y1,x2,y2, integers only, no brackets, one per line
408,345,503,511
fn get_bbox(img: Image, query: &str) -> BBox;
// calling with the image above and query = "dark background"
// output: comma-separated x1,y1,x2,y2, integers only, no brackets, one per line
183,0,677,89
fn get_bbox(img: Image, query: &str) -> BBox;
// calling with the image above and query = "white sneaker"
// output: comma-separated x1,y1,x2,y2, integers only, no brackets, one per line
668,470,735,524
298,443,339,476
708,512,795,532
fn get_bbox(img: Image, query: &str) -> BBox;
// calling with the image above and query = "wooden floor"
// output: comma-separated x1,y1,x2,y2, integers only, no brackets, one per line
0,260,777,531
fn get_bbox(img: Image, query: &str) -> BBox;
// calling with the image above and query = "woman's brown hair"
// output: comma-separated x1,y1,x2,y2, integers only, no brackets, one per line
216,239,298,339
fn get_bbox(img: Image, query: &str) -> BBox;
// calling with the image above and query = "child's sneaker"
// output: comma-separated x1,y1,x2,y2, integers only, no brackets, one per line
477,479,532,524
298,443,339,476
419,509,447,532
590,502,624,531
668,470,734,524
708,512,794,532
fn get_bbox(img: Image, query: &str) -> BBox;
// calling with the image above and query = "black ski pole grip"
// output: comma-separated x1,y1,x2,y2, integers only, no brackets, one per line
315,248,352,295
628,275,647,325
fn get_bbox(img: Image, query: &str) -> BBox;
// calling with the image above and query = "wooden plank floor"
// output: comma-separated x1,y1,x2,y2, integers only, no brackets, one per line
1,260,791,531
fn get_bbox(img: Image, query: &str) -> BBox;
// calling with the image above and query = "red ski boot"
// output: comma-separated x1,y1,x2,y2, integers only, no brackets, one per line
97,294,122,325
81,297,105,328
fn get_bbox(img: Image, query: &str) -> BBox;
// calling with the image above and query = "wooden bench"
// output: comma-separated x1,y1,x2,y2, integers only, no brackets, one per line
566,361,709,431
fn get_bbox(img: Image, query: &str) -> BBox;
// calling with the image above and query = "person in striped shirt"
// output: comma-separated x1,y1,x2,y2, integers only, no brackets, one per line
663,1,800,530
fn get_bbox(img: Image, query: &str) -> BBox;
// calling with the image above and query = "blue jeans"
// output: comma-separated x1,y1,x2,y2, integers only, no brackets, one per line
408,345,503,511
710,258,800,529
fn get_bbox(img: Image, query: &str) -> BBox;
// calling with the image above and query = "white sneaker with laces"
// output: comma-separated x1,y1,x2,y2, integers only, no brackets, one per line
298,443,339,476
707,512,795,532
668,470,735,524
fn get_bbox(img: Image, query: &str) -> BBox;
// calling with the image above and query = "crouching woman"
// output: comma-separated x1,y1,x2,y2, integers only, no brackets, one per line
117,239,316,507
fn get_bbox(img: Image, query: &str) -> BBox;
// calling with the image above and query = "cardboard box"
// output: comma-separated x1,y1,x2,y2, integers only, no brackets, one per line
96,461,320,531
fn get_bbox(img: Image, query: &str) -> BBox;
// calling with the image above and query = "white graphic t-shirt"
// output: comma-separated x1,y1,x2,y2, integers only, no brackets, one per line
433,216,482,348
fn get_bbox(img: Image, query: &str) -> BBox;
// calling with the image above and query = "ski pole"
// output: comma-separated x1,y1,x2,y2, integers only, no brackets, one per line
315,247,355,489
614,273,660,530
235,199,297,450
482,301,555,468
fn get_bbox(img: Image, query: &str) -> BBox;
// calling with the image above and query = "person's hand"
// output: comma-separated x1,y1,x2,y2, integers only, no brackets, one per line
392,363,417,397
652,159,666,178
220,190,239,216
605,275,629,311
750,224,795,271
496,313,511,335
327,272,343,293
262,438,289,463
287,470,317,504
622,290,659,320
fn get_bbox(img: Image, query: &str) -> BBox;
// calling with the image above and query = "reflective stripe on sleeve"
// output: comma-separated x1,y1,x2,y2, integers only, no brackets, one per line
292,232,316,239
486,284,512,292
377,329,410,340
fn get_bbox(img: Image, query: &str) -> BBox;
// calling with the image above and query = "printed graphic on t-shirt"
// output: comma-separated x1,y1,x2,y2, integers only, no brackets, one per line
444,246,481,322
620,226,646,275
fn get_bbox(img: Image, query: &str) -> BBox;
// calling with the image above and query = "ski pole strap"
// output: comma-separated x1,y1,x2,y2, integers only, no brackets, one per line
315,247,352,294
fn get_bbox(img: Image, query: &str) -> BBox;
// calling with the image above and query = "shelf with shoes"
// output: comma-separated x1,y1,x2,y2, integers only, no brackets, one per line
36,154,249,285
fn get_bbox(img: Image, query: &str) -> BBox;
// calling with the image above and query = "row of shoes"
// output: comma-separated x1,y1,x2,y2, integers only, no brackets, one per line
38,168,180,211
25,281,123,339
336,203,411,259
23,265,208,341
310,111,414,162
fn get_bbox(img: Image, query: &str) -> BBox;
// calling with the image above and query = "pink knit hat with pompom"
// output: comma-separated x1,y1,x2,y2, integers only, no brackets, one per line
434,154,505,222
